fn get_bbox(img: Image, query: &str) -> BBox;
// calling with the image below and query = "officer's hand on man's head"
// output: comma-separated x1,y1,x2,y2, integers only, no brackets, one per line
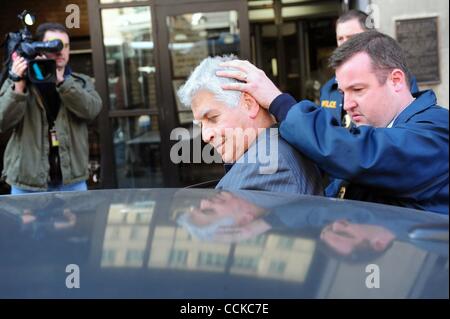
217,60,282,109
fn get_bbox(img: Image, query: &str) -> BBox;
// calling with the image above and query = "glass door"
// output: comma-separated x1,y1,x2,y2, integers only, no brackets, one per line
88,0,250,188
89,1,166,188
101,6,163,188
156,1,251,187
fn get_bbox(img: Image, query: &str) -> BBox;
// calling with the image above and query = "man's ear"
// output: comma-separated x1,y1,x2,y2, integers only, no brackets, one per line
242,92,260,119
371,238,388,252
389,69,407,92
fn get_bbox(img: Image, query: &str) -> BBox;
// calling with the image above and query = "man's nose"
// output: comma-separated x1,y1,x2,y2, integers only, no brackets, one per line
202,125,214,143
343,96,357,112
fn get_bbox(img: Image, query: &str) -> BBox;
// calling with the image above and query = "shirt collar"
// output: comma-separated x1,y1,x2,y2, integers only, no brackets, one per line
387,118,396,128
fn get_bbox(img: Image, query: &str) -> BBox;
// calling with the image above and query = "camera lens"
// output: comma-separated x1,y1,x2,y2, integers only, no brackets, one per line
28,59,57,83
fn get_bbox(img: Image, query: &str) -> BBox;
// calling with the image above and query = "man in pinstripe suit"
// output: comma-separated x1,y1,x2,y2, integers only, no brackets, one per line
178,56,322,195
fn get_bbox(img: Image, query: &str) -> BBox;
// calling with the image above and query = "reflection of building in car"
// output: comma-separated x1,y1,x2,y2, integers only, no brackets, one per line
101,200,155,268
0,188,448,298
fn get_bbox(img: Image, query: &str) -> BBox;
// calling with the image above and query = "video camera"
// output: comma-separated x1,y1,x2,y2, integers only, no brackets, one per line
3,10,63,84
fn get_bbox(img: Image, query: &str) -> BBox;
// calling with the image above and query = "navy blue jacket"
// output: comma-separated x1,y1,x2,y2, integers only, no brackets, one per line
320,76,419,126
269,90,449,215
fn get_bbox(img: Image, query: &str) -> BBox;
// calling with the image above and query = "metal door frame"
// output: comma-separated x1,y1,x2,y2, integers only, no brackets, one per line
88,0,250,188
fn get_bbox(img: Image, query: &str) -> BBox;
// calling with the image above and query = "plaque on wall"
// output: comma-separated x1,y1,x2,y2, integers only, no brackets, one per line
396,17,440,84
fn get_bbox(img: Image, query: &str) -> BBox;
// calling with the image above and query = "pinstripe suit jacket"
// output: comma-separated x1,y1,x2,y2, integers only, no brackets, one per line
216,127,323,195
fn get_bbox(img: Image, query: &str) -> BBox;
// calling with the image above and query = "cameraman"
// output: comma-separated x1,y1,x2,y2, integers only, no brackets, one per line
0,23,102,194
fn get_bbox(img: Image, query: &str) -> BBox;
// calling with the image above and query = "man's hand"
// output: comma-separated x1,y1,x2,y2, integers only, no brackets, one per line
56,67,65,85
11,52,27,93
216,60,282,109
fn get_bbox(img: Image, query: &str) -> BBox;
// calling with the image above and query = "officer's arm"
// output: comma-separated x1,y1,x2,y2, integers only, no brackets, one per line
0,80,28,133
269,93,298,122
279,100,449,198
57,75,102,121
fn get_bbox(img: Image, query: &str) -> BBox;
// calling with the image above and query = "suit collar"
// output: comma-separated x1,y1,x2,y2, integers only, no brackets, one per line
224,163,234,173
393,90,437,126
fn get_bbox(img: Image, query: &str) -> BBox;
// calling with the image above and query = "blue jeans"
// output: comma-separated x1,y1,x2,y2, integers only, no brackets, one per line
11,181,88,195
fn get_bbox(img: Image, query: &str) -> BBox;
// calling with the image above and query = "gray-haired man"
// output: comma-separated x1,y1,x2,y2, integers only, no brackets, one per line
178,56,322,195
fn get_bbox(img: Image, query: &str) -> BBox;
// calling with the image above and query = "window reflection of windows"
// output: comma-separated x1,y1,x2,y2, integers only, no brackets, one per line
242,234,266,246
135,212,151,224
197,252,227,268
268,260,287,275
277,237,295,249
129,226,147,240
106,226,121,240
233,256,259,271
126,249,144,265
101,249,116,265
168,249,188,267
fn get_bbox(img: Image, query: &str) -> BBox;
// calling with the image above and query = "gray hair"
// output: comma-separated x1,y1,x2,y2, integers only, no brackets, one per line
177,55,243,108
177,212,235,241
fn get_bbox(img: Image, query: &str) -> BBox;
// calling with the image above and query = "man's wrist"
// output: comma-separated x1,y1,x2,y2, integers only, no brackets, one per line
269,93,297,122
8,70,24,82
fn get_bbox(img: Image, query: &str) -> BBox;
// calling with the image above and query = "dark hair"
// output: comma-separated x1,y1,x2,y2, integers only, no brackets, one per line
329,31,412,87
35,22,69,41
337,9,371,31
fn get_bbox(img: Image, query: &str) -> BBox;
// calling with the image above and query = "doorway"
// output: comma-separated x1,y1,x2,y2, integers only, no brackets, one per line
88,0,250,189
249,0,340,103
